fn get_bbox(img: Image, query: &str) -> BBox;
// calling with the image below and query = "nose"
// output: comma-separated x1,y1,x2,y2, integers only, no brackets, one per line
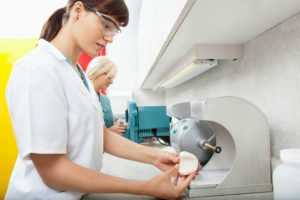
107,78,113,86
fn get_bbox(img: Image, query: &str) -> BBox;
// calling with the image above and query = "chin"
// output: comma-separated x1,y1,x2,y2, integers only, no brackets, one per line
82,48,97,57
90,50,98,57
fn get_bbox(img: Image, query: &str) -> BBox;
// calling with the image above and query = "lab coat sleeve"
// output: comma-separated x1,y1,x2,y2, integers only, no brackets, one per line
7,64,68,158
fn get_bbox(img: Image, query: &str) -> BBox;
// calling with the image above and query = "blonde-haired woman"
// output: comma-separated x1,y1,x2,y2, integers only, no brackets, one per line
86,56,126,134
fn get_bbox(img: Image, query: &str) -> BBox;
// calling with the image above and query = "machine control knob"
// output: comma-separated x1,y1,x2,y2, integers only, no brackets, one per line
215,146,222,154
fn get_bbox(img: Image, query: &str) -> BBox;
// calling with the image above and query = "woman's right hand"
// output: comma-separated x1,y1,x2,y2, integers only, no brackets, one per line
144,165,196,200
109,121,127,134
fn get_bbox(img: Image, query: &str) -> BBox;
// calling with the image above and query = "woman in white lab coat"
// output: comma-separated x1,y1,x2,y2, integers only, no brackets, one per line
5,0,196,199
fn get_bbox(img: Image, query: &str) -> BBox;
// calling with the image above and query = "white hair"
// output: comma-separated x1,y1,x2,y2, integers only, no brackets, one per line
86,56,117,80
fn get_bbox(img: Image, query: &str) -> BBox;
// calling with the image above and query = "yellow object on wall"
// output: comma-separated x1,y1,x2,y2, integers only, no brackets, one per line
0,38,37,199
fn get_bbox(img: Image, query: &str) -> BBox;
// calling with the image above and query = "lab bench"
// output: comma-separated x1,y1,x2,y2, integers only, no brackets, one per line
83,142,272,200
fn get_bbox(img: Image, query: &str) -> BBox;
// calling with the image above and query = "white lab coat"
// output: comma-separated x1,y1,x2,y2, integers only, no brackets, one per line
5,39,104,200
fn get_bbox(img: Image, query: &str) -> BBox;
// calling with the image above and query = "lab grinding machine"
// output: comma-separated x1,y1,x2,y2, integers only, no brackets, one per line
167,96,272,199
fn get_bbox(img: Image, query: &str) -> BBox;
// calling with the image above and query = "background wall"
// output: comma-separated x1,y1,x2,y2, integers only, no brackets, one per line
137,0,187,87
132,89,166,106
105,0,142,114
0,1,65,38
165,13,300,159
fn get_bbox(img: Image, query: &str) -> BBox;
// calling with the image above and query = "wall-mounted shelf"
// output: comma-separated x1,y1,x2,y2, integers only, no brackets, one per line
140,0,300,89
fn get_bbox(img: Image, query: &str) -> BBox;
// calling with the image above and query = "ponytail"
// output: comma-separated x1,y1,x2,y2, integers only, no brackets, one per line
39,7,66,41
39,0,129,41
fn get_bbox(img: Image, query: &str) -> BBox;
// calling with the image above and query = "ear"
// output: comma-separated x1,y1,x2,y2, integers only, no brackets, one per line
70,1,85,21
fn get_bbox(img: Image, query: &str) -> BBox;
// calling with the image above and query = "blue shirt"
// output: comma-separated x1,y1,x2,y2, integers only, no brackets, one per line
98,94,114,128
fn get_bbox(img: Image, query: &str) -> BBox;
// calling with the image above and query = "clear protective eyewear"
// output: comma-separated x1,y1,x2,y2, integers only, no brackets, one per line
85,5,121,37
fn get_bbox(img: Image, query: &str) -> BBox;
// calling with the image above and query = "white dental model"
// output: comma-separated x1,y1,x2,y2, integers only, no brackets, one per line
179,151,198,175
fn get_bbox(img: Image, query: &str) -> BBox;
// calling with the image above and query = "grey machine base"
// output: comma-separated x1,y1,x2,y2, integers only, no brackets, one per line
188,192,273,200
84,192,273,200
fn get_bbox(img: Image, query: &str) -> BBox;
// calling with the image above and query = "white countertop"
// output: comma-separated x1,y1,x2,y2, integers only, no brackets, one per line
83,142,274,200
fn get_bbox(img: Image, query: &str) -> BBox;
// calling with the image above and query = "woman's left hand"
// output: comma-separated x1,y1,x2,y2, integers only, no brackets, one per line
152,150,180,172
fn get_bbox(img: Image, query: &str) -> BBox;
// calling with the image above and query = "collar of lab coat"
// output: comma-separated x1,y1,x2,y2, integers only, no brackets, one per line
38,39,68,62
37,39,101,112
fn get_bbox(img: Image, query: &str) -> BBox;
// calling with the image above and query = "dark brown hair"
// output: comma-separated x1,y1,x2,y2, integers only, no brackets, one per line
40,0,129,41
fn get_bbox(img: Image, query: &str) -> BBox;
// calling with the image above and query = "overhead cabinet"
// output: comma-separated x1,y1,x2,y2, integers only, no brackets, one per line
138,0,300,89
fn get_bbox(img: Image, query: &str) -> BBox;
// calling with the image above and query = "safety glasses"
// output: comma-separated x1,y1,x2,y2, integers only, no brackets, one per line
85,5,121,37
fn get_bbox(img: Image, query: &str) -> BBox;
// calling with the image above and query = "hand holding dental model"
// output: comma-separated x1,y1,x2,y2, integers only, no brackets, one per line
179,151,199,175
163,147,199,176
